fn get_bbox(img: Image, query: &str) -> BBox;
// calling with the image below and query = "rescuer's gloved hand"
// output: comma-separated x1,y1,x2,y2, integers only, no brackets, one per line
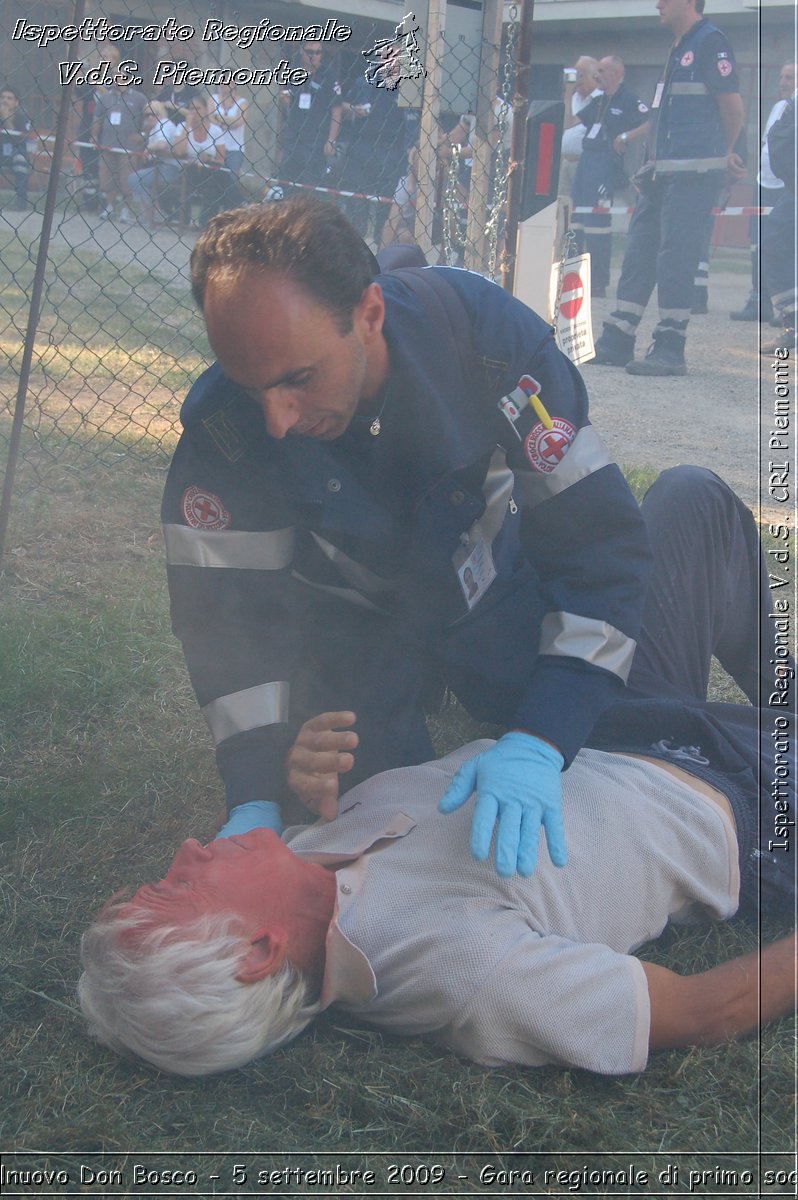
438,732,567,877
215,800,283,840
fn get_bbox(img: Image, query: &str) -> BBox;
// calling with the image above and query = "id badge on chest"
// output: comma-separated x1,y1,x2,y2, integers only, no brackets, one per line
452,535,496,611
651,81,664,109
298,92,312,110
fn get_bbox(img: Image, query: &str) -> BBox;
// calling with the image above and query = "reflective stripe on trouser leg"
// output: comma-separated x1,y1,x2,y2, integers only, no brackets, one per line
603,188,660,339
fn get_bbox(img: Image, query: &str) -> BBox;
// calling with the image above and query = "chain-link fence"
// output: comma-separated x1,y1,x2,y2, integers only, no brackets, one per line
0,0,523,563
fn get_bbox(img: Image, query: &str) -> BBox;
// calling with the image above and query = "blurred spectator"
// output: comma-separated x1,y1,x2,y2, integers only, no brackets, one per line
127,101,185,224
212,82,249,178
570,56,649,297
340,47,410,241
0,84,32,211
760,93,797,353
276,40,342,193
155,72,200,125
92,73,146,222
730,61,796,323
182,93,241,228
560,57,601,199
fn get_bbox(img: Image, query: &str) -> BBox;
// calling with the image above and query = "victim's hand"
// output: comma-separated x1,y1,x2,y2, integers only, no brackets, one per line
286,711,358,820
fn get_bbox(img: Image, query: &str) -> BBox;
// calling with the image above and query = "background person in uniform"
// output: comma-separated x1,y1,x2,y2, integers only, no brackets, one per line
340,47,410,242
79,468,795,1078
730,61,796,324
159,198,650,882
560,57,601,202
276,40,342,193
569,56,649,298
591,0,743,376
0,84,31,211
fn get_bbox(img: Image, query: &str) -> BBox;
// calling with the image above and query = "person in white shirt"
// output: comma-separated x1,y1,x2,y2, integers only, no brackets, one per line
79,466,795,1079
127,102,186,224
559,56,601,199
182,93,241,228
730,61,796,322
212,82,249,177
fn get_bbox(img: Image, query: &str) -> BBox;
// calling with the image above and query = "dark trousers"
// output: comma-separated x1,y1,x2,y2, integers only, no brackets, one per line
603,172,721,352
625,466,794,913
761,190,797,328
571,151,614,291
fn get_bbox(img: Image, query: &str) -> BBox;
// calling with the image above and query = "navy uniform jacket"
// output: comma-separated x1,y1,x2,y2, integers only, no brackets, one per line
162,268,651,813
653,17,739,173
578,84,649,157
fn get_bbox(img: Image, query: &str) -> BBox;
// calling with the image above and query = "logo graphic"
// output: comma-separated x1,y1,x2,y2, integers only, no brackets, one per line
181,486,232,531
680,51,695,67
363,12,425,90
717,59,733,76
523,418,576,473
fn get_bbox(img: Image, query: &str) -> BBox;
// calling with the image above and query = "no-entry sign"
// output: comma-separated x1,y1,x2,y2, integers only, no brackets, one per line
552,253,595,365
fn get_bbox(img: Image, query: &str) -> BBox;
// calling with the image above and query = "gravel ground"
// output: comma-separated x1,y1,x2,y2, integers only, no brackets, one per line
576,258,782,520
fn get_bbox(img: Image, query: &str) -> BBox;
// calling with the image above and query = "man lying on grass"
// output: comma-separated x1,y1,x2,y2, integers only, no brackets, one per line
79,468,795,1077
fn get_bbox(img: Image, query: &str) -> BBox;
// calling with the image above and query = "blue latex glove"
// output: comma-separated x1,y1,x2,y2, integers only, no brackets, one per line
215,800,283,840
438,732,567,877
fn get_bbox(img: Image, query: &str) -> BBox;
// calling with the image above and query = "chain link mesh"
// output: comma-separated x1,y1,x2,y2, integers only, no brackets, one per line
0,1,519,522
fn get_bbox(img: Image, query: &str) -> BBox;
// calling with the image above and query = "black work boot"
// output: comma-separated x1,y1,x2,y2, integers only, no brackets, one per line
731,292,774,322
589,325,635,367
625,335,687,376
760,327,797,356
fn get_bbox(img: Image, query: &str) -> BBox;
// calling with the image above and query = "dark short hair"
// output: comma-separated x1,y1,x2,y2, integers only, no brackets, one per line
0,84,20,101
190,198,379,332
694,0,706,12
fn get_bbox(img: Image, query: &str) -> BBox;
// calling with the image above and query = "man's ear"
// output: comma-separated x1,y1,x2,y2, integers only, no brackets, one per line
235,926,288,984
355,282,385,343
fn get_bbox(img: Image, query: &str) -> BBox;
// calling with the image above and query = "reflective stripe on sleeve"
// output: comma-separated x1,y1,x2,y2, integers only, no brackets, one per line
163,524,295,570
513,426,614,510
202,681,290,744
311,533,396,595
539,612,636,682
469,448,515,544
668,82,709,96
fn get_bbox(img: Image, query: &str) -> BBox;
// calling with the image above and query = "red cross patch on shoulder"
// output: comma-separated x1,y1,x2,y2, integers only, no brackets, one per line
680,50,695,67
523,418,576,473
181,486,232,531
717,59,733,76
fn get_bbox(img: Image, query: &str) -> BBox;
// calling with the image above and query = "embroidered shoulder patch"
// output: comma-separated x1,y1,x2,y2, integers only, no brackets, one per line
202,405,246,463
523,418,576,473
181,486,232,531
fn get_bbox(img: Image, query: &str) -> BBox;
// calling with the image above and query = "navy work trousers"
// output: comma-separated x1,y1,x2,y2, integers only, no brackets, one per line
571,150,614,292
605,172,721,351
761,190,797,328
626,466,794,914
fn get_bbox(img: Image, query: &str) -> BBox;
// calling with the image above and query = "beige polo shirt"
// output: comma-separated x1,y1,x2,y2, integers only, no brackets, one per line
284,741,739,1076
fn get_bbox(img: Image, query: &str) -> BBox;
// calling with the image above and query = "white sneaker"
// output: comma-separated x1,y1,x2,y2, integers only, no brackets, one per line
100,204,114,219
118,206,133,223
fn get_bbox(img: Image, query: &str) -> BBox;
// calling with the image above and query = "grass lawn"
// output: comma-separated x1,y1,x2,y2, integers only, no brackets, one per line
0,437,793,1195
0,214,793,1194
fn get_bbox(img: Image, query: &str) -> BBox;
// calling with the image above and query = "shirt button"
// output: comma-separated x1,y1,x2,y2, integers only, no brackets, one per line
450,490,465,505
327,478,341,493
340,883,352,895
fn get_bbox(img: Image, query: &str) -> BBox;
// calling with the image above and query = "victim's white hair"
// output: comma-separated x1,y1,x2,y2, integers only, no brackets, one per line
78,907,320,1076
